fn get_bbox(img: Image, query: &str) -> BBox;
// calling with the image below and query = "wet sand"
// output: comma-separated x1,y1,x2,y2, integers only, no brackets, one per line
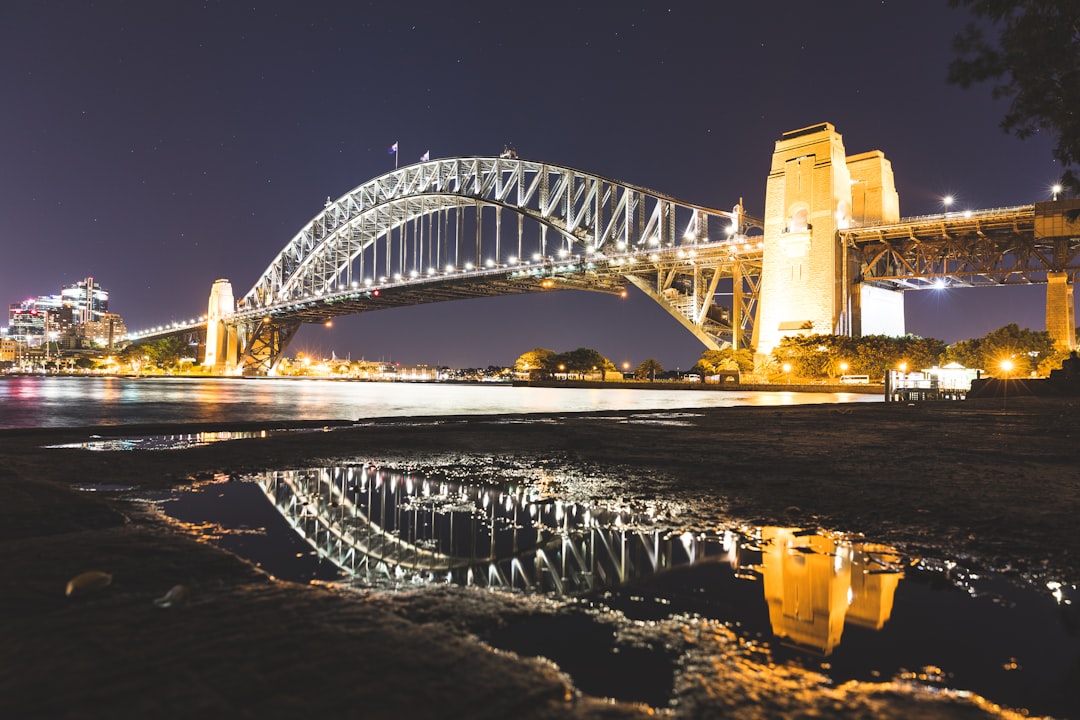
2,398,1077,719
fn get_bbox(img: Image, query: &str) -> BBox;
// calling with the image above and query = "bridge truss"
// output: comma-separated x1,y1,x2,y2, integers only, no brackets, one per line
840,203,1080,289
233,157,762,374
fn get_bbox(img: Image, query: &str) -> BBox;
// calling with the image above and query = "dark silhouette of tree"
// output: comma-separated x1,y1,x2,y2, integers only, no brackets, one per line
551,347,612,379
945,323,1059,374
948,0,1080,192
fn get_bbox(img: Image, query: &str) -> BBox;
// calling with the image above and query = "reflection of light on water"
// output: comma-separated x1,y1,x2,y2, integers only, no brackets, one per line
247,464,909,660
45,427,327,451
149,461,1080,719
757,527,905,655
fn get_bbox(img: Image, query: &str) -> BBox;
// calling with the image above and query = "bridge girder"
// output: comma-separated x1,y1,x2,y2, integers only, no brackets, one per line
841,204,1080,289
224,157,762,372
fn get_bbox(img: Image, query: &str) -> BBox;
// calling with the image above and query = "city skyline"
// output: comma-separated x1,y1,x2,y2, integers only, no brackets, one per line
1,2,1070,369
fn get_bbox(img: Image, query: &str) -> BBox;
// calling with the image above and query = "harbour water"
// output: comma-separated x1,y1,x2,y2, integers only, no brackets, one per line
0,375,879,429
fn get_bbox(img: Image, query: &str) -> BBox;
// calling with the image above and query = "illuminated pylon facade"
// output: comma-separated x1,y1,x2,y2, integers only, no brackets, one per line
204,278,239,374
754,123,902,359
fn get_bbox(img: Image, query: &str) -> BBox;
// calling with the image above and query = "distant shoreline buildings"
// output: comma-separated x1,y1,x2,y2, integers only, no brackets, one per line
0,277,127,367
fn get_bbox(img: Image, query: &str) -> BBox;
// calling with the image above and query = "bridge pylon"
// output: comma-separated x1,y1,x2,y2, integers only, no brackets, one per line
753,123,902,360
204,279,240,374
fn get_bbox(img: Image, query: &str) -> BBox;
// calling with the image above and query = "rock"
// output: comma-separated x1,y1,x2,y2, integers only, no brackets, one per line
153,584,191,608
65,571,112,597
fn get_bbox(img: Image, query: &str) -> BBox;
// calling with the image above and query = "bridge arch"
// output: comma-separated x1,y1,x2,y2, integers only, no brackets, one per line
227,157,762,374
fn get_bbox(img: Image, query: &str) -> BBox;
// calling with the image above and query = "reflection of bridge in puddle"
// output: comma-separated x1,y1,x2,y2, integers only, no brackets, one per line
256,465,905,655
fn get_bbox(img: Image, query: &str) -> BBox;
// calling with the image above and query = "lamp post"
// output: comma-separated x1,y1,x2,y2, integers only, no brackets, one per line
1052,184,1062,201
782,362,792,385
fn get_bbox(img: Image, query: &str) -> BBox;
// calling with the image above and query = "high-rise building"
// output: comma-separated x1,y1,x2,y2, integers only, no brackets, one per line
61,277,109,324
4,278,125,355
7,297,68,346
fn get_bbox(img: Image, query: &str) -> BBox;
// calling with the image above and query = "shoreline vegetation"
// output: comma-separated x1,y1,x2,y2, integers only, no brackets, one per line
3,398,1077,718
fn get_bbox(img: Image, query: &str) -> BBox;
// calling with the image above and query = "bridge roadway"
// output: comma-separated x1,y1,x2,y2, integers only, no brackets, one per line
129,237,765,365
841,201,1080,289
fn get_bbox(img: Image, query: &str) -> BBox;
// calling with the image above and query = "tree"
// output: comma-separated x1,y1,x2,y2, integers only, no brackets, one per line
513,348,555,379
948,0,1080,192
634,358,664,381
140,336,190,371
770,333,947,381
693,348,755,376
551,347,611,379
946,323,1058,374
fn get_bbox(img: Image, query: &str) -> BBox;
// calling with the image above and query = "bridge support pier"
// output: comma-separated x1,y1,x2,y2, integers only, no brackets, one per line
1046,271,1076,351
204,279,239,375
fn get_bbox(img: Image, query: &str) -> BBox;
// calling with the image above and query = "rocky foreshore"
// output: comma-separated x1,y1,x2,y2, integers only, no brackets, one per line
3,399,1077,719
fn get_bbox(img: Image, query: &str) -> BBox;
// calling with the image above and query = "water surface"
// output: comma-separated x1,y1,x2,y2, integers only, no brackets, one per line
0,375,879,429
150,464,1079,719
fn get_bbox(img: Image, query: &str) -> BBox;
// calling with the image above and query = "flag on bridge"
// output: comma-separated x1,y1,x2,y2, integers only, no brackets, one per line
388,141,398,154
420,150,429,162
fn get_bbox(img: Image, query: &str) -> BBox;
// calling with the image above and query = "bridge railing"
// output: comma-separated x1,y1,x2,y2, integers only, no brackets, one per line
851,204,1034,231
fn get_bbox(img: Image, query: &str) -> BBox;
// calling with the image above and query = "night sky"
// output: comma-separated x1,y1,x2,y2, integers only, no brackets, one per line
0,1,1065,369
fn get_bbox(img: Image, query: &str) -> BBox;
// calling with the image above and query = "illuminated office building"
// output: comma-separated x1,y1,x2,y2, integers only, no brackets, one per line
61,277,109,324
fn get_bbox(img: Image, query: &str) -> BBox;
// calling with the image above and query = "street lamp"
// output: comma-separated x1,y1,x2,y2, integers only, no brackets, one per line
942,195,954,212
1052,184,1063,201
782,362,792,384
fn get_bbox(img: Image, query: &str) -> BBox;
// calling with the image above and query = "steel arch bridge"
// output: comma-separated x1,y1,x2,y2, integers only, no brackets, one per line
215,157,761,374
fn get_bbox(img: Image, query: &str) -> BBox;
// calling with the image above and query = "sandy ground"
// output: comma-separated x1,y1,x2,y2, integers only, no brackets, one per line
2,398,1077,719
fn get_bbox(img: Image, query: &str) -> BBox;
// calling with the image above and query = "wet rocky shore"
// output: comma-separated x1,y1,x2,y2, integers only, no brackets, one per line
2,399,1077,719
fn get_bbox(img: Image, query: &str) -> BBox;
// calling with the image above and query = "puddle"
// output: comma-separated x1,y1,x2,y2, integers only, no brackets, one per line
486,613,676,707
46,427,332,451
149,464,1079,717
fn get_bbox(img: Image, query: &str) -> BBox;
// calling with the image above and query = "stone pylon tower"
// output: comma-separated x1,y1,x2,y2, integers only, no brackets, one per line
753,123,901,359
204,278,239,374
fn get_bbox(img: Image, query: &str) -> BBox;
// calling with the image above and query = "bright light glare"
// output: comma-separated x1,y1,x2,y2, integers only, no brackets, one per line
933,278,947,290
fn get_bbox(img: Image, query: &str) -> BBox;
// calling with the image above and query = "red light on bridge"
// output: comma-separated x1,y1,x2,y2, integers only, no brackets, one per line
373,289,380,296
